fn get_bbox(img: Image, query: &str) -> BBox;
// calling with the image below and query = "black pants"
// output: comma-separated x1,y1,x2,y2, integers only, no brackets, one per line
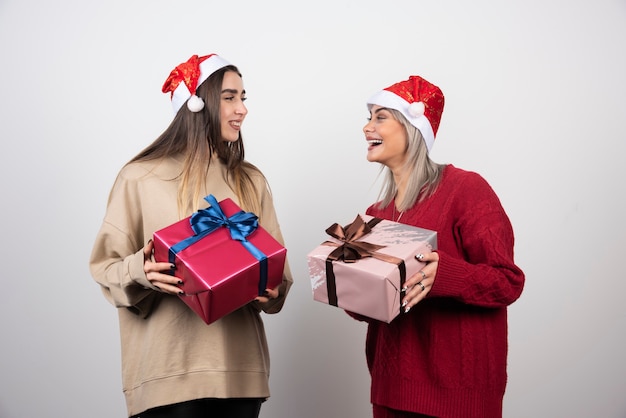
130,398,264,418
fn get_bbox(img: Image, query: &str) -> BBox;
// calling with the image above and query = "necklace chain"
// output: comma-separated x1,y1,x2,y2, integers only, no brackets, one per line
393,206,404,222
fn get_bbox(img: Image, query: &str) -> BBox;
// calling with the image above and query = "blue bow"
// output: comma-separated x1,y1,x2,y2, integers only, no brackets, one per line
168,195,269,296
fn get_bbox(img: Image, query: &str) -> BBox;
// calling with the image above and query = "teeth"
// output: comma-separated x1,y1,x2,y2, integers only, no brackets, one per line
367,140,382,145
232,121,241,127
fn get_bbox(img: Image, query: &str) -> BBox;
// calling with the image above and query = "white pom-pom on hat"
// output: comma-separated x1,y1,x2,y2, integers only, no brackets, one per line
408,101,425,117
186,95,205,112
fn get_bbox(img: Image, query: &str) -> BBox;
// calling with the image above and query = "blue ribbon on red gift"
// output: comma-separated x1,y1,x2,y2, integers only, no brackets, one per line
168,194,268,296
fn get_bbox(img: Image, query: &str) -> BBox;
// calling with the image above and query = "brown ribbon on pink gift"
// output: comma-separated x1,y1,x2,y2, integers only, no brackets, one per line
322,215,407,310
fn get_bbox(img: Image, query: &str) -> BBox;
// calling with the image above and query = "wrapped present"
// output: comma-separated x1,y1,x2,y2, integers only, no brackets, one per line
307,214,437,323
153,195,286,325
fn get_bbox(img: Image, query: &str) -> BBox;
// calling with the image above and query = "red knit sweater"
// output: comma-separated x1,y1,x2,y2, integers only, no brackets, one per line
360,165,525,418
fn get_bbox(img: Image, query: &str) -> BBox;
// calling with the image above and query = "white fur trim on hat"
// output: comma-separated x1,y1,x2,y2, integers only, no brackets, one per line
367,90,435,152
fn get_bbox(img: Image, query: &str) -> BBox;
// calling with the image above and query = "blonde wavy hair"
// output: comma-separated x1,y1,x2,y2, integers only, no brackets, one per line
375,109,444,212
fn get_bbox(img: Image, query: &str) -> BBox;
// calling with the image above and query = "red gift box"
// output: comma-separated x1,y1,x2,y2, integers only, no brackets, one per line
153,195,286,325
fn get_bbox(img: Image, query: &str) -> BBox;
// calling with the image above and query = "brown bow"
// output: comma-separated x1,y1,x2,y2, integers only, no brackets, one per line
323,215,385,263
321,215,407,313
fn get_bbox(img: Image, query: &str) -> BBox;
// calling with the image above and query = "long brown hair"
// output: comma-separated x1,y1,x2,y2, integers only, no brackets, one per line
129,65,265,217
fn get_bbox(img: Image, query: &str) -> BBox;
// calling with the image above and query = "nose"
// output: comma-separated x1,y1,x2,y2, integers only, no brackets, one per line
363,119,374,133
236,101,248,116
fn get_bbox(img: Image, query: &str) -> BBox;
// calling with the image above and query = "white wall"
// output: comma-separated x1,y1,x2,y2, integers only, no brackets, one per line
1,0,625,417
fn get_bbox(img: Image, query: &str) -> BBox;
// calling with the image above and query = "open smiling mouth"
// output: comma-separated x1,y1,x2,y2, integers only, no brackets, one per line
367,140,382,147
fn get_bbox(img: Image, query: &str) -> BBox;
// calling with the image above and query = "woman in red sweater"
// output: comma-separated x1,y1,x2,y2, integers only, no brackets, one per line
357,75,525,418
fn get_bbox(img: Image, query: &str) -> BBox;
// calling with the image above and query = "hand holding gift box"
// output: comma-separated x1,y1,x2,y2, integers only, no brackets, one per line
153,195,286,325
307,214,437,323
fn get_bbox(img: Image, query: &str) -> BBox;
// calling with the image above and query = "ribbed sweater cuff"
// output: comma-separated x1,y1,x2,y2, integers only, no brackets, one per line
428,251,470,298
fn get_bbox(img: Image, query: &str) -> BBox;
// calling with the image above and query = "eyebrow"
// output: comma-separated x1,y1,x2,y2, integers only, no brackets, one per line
371,107,389,115
221,88,246,95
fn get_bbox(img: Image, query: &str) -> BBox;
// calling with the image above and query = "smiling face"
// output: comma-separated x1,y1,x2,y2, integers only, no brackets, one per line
219,70,248,142
363,105,409,171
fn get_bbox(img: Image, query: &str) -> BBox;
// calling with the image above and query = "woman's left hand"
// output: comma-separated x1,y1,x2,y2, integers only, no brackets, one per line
255,286,280,303
402,251,439,313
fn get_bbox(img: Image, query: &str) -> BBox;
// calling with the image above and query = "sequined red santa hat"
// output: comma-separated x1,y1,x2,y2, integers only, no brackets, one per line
161,54,231,114
367,75,445,152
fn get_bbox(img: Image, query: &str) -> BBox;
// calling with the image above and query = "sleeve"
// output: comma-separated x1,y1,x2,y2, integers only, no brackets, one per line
428,173,525,308
345,310,374,323
88,171,161,318
252,178,294,314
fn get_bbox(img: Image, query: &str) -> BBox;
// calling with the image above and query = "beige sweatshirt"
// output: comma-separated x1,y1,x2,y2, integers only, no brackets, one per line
89,156,293,416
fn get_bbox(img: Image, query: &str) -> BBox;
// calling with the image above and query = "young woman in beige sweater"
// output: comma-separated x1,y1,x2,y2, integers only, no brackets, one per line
89,53,293,418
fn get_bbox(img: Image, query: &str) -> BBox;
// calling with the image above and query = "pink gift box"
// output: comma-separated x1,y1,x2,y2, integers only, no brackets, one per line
153,195,286,325
307,214,437,323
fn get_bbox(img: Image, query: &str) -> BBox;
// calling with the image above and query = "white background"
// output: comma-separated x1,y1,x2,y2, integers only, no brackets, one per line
1,1,625,417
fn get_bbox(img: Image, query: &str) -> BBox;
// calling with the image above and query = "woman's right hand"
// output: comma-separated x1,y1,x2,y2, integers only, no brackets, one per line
143,240,184,295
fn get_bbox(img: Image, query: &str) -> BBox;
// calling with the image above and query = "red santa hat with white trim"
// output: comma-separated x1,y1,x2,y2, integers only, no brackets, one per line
161,53,231,114
366,75,445,152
